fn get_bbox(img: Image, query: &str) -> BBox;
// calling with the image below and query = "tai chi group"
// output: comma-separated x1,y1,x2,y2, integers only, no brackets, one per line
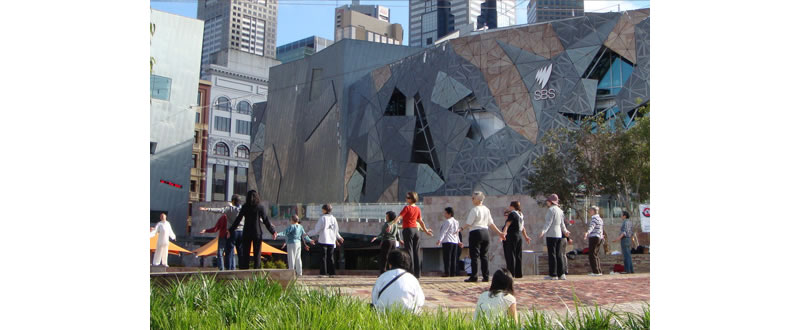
151,189,636,280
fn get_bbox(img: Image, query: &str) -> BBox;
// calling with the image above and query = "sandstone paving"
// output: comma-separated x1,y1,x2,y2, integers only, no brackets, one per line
297,273,649,314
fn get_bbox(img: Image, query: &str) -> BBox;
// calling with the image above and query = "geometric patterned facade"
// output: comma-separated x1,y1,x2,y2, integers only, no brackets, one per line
252,9,649,204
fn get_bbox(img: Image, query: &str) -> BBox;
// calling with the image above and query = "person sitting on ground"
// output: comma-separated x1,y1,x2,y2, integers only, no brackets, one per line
474,268,518,323
371,249,425,314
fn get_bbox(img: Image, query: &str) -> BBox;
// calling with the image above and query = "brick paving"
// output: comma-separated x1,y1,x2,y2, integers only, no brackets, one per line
297,273,649,314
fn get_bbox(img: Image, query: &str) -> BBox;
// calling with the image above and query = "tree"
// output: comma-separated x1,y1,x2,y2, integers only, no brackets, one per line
526,129,578,212
528,101,650,213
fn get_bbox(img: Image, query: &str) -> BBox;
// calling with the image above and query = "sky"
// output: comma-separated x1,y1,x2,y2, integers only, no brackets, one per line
150,0,649,47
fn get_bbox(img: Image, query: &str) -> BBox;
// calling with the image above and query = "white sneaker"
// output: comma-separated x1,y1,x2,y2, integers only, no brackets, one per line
588,273,601,276
558,274,566,280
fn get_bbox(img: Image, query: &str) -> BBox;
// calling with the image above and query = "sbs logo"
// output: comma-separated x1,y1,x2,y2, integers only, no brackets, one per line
533,63,556,100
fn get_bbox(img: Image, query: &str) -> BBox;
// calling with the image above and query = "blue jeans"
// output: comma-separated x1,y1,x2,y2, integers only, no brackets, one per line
216,236,226,270
621,237,634,273
225,230,243,270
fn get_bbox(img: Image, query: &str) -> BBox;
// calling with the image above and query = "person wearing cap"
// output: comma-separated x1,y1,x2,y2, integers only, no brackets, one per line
539,194,569,280
584,206,605,276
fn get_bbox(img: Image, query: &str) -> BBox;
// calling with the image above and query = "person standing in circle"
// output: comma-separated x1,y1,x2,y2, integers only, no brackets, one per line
199,194,242,270
461,191,506,282
501,201,531,279
584,206,605,276
228,190,276,270
150,213,176,267
612,210,635,274
539,194,569,280
371,211,404,274
436,207,461,277
389,192,433,279
308,204,343,277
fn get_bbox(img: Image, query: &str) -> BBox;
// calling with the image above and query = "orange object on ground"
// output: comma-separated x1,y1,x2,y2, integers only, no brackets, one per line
192,237,287,257
149,236,191,255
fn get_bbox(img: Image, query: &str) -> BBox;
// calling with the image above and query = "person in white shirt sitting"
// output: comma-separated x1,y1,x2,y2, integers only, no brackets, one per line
371,249,426,314
474,268,518,323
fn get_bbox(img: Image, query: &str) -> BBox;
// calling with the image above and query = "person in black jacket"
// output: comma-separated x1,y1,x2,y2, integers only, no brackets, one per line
501,201,531,278
228,190,276,269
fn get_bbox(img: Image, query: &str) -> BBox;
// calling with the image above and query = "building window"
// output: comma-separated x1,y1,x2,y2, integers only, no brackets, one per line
214,116,231,132
212,164,228,201
234,167,248,196
214,142,230,156
191,180,197,193
236,100,252,114
195,112,200,123
235,145,249,159
150,75,171,100
194,131,199,144
215,96,232,111
150,142,157,154
192,154,198,168
235,120,251,135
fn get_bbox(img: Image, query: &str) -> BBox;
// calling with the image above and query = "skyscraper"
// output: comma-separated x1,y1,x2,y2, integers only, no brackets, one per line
335,6,403,45
197,0,278,66
409,0,515,47
276,36,334,63
527,0,584,24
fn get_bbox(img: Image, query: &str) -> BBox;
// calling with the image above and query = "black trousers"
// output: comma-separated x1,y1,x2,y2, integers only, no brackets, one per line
442,242,459,276
545,237,565,277
588,236,603,274
559,237,569,275
240,236,262,270
402,228,421,278
503,233,523,278
468,229,490,279
378,240,395,273
320,243,336,275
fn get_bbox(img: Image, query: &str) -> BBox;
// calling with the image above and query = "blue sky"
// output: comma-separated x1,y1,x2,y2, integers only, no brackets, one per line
150,0,649,47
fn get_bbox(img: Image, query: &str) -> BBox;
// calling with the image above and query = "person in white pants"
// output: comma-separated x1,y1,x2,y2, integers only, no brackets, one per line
150,213,176,267
277,215,314,276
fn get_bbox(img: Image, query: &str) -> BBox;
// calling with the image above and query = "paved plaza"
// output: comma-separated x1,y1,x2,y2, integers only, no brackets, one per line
297,273,649,314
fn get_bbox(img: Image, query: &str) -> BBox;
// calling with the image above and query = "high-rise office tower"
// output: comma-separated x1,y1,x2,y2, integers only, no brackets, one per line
276,36,334,63
197,0,278,66
409,0,515,47
341,0,391,22
527,0,584,24
335,6,403,44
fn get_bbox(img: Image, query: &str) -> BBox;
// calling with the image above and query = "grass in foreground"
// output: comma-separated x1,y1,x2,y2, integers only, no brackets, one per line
150,275,649,329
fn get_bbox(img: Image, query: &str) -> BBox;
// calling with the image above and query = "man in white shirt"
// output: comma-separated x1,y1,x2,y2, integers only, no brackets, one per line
436,207,461,277
459,191,505,282
371,249,425,314
150,213,176,267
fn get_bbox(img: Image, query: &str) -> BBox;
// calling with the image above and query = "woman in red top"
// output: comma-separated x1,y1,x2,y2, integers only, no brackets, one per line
390,191,433,278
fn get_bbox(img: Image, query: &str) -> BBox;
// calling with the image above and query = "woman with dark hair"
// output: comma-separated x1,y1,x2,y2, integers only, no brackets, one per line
228,190,276,269
308,204,343,277
371,249,426,313
436,207,461,277
474,269,518,322
612,210,635,274
389,191,434,278
501,201,531,279
371,211,404,274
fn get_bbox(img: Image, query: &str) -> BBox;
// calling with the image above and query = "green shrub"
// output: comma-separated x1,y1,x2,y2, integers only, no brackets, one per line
150,275,649,329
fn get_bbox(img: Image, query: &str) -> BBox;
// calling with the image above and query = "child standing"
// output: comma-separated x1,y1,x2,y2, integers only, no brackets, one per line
277,215,314,276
